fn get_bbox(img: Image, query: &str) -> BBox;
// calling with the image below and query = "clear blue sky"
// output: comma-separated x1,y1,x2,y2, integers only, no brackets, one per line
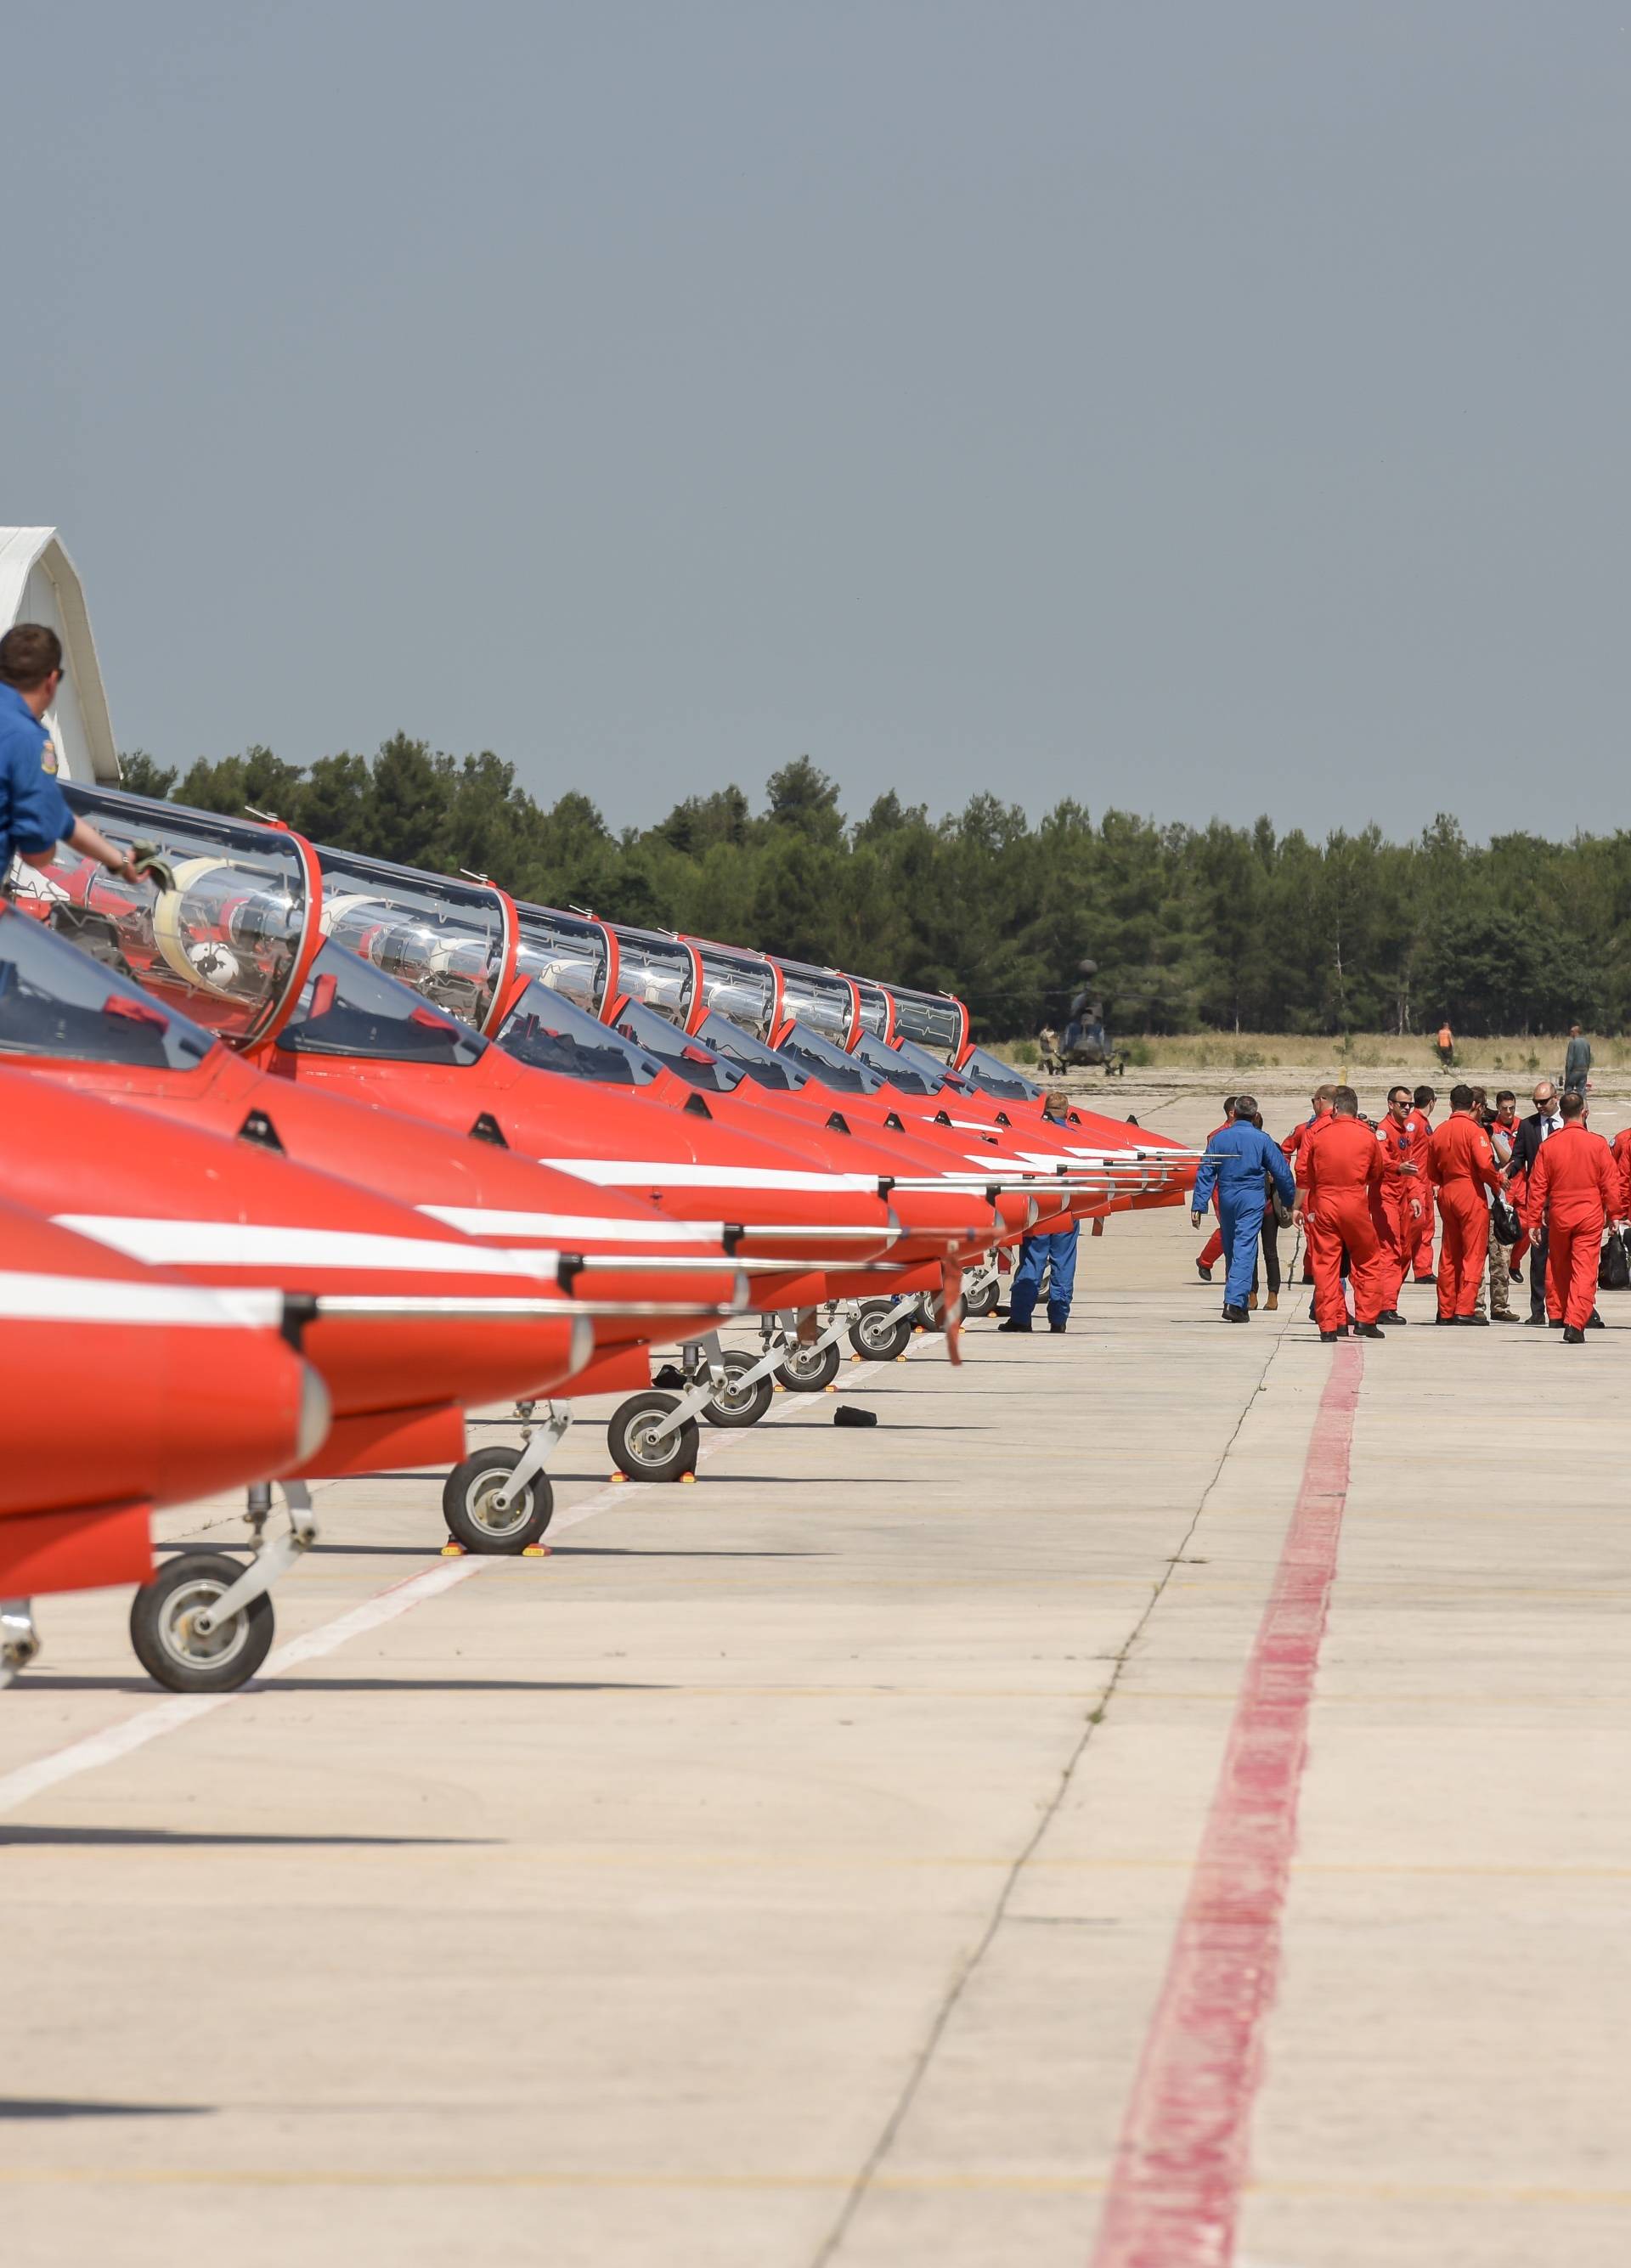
8,2,1628,837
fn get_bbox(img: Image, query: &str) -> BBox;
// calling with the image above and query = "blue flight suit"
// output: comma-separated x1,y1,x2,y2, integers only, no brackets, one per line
0,685,72,877
1192,1123,1297,1310
1010,1227,1078,1328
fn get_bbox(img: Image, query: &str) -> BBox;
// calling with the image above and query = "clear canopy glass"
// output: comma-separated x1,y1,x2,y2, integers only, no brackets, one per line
280,941,488,1064
695,945,777,1040
37,785,313,1046
695,1009,804,1089
0,904,217,1071
609,926,694,1027
496,979,662,1086
317,848,508,1033
885,983,963,1061
776,962,854,1043
608,996,746,1092
511,905,610,1017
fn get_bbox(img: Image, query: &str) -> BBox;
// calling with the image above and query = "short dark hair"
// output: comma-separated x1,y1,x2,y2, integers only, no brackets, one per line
1387,1085,1410,1104
1333,1086,1359,1114
1222,1094,1237,1114
1414,1085,1436,1107
0,623,62,690
1560,1090,1586,1119
1496,1089,1515,1105
1449,1083,1475,1111
1233,1092,1259,1120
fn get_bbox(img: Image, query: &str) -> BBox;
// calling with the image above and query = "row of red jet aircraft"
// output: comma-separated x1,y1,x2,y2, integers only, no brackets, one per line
1,784,1199,1694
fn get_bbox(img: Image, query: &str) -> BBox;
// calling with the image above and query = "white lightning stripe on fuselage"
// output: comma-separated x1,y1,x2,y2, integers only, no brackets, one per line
53,1218,558,1279
0,1273,284,1329
420,1206,731,1244
536,1159,882,1195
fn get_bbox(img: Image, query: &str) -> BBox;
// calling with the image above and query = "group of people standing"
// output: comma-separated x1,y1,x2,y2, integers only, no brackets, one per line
1190,1069,1628,1345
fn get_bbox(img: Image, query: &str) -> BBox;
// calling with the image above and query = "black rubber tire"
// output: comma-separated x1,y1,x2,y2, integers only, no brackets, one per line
700,1349,775,1429
609,1391,700,1482
962,1275,1001,1318
776,1338,842,1391
846,1302,915,1362
129,1552,274,1694
442,1447,554,1553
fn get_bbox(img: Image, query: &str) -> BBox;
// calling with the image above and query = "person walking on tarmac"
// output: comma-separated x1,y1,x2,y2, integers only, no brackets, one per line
1408,1085,1438,1280
1000,1090,1080,1333
1376,1085,1427,1320
1562,1024,1592,1097
1190,1093,1296,1323
1508,1080,1565,1324
1436,1021,1455,1069
1521,1092,1620,1340
1425,1085,1503,1323
1282,1086,1335,1284
1194,1095,1237,1282
1300,1086,1391,1341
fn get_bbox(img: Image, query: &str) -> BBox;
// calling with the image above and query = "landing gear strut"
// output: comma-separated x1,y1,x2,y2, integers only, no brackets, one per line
127,1479,317,1694
443,1402,568,1552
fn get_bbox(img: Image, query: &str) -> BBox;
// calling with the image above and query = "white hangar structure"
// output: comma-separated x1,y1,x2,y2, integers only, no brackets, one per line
0,527,121,783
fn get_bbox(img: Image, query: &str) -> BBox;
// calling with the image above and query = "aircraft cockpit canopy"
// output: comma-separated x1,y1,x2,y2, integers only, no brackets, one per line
775,962,853,1044
33,785,312,1047
609,927,693,1027
851,980,892,1041
511,906,609,1017
0,903,217,1071
496,979,663,1087
959,1045,1042,1102
280,941,488,1065
849,1031,944,1096
775,1022,883,1094
695,945,776,1041
694,1010,804,1090
884,983,964,1063
317,850,507,1032
608,995,746,1092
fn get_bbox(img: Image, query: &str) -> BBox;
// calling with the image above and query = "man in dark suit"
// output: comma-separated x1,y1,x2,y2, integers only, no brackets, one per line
1508,1080,1565,1324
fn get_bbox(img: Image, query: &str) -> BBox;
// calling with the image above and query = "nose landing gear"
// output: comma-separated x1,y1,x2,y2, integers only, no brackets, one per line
127,1480,317,1694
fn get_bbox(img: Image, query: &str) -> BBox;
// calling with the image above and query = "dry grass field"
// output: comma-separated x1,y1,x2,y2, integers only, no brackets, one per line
1002,1031,1631,1084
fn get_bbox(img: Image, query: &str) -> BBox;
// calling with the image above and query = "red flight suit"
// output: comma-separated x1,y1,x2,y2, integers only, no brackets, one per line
1375,1114,1427,1306
1303,1114,1390,1332
1523,1122,1620,1329
1425,1112,1500,1318
1282,1109,1331,1284
1407,1106,1436,1278
1611,1126,1631,1222
1197,1119,1231,1270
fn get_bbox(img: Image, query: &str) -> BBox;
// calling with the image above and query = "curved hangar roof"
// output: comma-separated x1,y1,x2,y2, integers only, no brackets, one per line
0,527,119,783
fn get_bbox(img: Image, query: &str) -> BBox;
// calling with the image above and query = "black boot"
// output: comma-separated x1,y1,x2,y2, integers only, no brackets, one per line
1458,1314,1490,1326
1563,1323,1586,1344
1356,1322,1386,1339
1196,1261,1213,1283
1587,1310,1606,1329
1222,1304,1250,1323
1318,1328,1343,1342
996,1317,1032,1334
1376,1309,1408,1326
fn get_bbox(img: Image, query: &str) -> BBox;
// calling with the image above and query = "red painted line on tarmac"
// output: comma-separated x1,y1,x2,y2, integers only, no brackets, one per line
1090,1338,1363,2268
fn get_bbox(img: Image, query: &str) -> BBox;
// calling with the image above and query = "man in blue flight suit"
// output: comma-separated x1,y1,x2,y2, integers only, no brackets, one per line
0,624,141,888
1190,1090,1296,1323
999,1088,1081,1334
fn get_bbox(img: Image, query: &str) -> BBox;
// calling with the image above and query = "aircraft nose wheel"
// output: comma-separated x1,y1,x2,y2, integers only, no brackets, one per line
846,1301,916,1362
129,1553,275,1693
609,1391,701,1482
962,1275,1001,1318
776,1339,843,1391
701,1348,775,1429
442,1447,555,1553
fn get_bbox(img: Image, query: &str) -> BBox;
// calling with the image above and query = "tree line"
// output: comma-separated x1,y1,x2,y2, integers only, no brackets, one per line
119,737,1627,1039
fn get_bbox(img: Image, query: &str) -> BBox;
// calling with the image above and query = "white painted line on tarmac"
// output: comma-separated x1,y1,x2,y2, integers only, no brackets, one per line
0,1346,902,1819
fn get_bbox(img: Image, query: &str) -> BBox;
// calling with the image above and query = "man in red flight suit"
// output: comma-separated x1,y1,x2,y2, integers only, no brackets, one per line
1282,1086,1335,1285
1425,1085,1502,1323
1375,1085,1426,1317
1609,1121,1631,1224
1301,1086,1391,1341
1523,1092,1622,1340
1195,1095,1237,1281
1408,1084,1437,1280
